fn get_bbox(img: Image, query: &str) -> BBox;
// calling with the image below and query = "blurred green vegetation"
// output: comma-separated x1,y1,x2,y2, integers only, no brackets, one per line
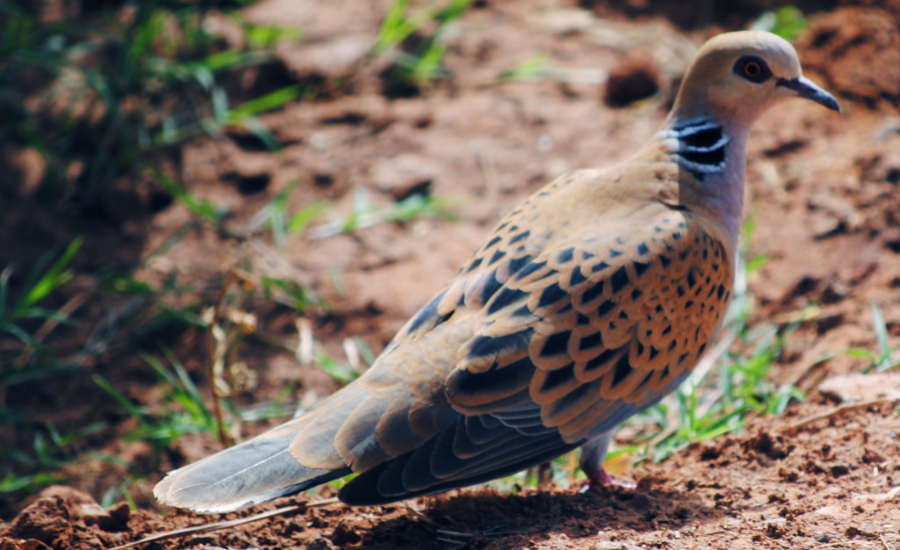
0,0,300,210
751,5,808,41
373,0,472,96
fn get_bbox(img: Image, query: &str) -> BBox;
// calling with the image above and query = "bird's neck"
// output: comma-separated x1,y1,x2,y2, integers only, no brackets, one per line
656,115,750,252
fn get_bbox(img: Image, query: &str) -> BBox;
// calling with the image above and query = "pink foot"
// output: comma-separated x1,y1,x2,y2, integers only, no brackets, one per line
579,466,637,493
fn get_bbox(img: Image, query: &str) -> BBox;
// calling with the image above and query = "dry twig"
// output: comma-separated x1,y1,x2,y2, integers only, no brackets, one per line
782,399,900,434
107,499,339,550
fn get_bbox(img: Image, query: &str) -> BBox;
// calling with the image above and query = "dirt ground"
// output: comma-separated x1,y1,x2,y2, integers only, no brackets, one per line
2,0,900,549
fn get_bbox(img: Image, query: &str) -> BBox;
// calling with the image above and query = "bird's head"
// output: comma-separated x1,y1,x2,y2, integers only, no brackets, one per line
671,31,840,127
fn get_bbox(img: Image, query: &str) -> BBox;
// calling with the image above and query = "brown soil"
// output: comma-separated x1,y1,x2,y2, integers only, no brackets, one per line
3,1,900,549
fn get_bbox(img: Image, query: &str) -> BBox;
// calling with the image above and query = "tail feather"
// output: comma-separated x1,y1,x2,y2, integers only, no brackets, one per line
153,432,350,513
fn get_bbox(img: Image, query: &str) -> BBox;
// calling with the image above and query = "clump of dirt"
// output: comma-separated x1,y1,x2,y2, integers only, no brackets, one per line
3,486,131,549
604,55,661,107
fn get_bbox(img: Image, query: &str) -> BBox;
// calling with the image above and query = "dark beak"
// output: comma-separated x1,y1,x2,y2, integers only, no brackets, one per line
777,76,842,113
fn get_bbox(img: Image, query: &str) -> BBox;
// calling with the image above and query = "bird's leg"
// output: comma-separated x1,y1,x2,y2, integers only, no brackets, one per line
537,461,553,486
578,431,636,492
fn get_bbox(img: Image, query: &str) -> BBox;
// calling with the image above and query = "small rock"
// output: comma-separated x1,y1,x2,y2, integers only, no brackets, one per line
43,486,102,515
277,34,374,80
371,154,438,201
818,373,900,403
813,504,847,519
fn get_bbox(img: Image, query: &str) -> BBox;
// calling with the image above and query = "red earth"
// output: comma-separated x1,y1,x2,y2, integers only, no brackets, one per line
2,1,900,549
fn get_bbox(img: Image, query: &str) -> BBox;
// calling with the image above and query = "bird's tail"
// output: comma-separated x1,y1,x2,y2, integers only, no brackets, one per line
153,350,459,512
153,392,366,513
153,426,351,513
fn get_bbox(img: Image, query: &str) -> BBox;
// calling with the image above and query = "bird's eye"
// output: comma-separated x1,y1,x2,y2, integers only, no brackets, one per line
744,62,761,77
733,55,772,84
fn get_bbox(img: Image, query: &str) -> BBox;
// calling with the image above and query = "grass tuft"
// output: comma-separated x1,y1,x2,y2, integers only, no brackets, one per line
374,0,473,93
95,350,224,452
307,187,459,240
843,302,900,373
0,238,82,354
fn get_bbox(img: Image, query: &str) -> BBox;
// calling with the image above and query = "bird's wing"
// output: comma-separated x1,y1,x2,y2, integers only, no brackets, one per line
336,183,734,503
446,202,733,442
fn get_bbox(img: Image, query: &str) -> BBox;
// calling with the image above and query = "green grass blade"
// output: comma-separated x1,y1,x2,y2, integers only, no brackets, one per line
288,200,332,234
316,353,359,384
154,170,222,222
94,375,146,423
13,237,82,318
227,85,301,124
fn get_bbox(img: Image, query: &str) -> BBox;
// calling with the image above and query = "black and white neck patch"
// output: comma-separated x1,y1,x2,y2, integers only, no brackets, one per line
661,119,730,180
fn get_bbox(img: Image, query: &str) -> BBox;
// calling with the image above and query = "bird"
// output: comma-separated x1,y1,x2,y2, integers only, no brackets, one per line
154,30,840,512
